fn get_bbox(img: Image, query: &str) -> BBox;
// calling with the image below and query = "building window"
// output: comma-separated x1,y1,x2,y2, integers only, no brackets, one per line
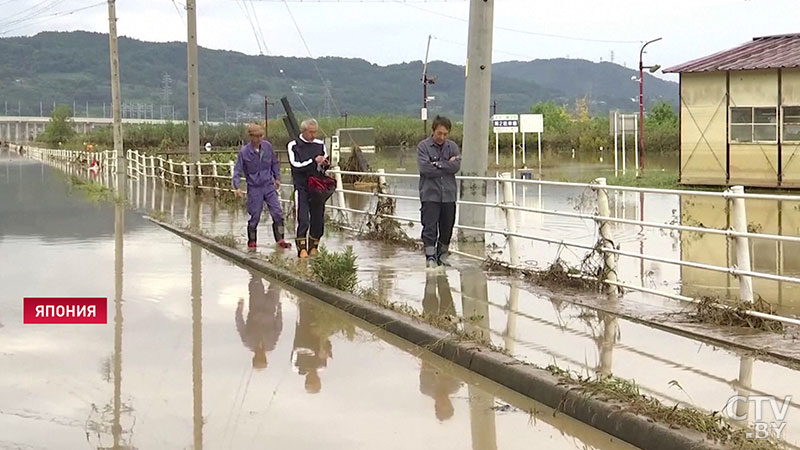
730,106,777,143
783,106,800,142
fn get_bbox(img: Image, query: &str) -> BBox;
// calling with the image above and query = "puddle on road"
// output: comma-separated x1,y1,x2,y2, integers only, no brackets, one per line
1,158,637,449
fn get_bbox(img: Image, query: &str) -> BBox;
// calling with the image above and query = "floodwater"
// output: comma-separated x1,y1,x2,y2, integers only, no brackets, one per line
0,152,641,449
15,149,800,448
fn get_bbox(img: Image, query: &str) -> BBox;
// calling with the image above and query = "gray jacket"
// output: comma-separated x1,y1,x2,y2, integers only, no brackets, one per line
417,137,461,203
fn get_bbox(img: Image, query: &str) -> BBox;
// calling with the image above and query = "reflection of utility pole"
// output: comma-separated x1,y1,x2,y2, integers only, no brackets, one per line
190,195,203,450
90,203,137,450
504,279,519,354
113,203,124,449
460,265,497,450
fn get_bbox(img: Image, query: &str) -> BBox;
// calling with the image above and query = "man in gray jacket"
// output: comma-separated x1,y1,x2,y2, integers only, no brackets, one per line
417,115,461,268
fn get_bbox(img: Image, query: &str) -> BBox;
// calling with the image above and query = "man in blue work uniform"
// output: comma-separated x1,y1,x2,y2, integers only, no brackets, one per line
236,273,283,370
288,118,328,258
417,115,461,268
233,123,291,249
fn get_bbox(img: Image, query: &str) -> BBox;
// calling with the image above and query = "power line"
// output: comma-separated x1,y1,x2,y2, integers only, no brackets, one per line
431,35,541,61
237,0,266,55
168,0,185,22
395,1,642,45
0,0,65,28
0,1,105,35
247,0,270,55
231,0,323,131
281,0,341,117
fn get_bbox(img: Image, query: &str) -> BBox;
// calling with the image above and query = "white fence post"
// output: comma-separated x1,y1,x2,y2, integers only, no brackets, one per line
730,185,754,303
183,162,189,186
229,161,235,192
333,166,346,220
376,168,387,193
169,159,175,185
595,178,617,293
211,160,218,191
196,161,203,187
501,172,519,266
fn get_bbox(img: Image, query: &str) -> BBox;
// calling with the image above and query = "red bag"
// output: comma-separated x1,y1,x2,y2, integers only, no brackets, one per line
308,175,336,203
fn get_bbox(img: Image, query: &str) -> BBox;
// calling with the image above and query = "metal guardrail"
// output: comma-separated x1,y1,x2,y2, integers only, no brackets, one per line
25,147,800,327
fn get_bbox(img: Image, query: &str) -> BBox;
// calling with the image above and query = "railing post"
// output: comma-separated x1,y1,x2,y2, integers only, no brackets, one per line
196,161,203,187
211,160,218,191
376,168,387,194
150,156,156,178
595,178,618,293
730,185,754,303
229,161,235,192
501,172,519,266
183,162,189,186
169,159,175,185
333,166,346,218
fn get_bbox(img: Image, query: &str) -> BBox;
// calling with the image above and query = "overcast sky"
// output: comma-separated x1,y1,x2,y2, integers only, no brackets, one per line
1,0,798,81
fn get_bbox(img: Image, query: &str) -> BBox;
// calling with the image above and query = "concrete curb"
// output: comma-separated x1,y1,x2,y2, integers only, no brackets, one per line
151,219,729,450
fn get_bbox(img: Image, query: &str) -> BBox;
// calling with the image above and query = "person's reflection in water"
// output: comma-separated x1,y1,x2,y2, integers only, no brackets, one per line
420,272,462,421
236,274,283,370
292,301,333,394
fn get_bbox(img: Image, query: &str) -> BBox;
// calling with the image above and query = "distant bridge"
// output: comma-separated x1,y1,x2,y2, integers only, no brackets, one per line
0,116,225,143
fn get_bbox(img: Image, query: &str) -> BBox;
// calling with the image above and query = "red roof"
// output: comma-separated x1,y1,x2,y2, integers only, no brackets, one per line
664,33,800,73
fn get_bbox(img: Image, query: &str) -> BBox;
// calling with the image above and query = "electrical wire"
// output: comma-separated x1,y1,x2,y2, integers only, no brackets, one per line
395,1,642,45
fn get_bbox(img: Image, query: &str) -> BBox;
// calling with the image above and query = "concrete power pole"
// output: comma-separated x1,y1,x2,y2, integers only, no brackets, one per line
459,0,494,242
186,0,201,186
107,0,125,196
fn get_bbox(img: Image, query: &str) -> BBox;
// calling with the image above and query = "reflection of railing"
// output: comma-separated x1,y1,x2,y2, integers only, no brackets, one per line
25,146,800,327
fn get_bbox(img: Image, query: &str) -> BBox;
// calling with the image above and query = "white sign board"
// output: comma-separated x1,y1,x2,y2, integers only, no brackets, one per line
492,114,519,133
520,114,544,134
421,107,428,121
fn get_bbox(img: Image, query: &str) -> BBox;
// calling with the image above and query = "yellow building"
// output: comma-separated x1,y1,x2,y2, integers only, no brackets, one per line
665,34,800,188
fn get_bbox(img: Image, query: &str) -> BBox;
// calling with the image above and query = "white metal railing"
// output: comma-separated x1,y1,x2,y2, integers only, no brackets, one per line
26,146,800,327
325,167,800,327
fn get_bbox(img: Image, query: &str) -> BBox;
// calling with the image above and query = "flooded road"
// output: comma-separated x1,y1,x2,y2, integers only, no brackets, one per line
42,151,795,447
0,154,641,449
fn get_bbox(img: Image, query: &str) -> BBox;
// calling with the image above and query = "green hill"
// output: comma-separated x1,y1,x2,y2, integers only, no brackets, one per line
0,31,677,120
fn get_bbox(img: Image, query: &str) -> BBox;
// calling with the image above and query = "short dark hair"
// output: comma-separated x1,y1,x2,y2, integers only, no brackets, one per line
431,115,451,132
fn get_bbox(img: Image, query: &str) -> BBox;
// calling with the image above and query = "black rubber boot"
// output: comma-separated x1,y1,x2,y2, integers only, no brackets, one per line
296,238,308,258
309,237,321,256
272,223,285,241
247,228,257,248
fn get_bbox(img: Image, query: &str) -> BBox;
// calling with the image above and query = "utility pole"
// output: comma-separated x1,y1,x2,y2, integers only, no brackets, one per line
422,34,435,136
107,0,125,195
492,100,497,116
459,0,494,242
186,0,200,187
264,96,275,137
638,37,662,173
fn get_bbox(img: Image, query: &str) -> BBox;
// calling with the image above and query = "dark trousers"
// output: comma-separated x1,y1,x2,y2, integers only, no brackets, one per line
420,202,456,258
295,188,325,240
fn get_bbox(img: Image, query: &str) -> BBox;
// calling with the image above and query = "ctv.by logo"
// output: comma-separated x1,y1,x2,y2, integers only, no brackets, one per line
724,395,792,440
